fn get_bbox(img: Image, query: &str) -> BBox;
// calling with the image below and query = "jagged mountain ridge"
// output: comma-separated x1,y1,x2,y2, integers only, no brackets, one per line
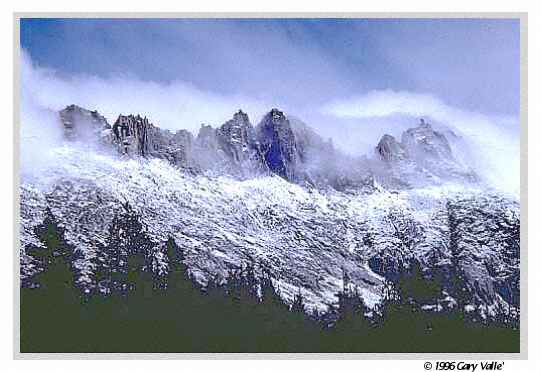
19,104,519,322
374,119,477,189
59,104,476,190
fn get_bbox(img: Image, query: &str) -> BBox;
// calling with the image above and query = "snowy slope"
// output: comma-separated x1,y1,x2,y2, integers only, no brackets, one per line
20,142,519,320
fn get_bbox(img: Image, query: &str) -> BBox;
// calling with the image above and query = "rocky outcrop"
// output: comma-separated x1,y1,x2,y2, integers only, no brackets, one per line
401,119,454,161
191,112,266,176
168,130,194,168
112,114,163,157
192,108,335,182
59,104,110,142
110,114,194,167
256,108,299,181
216,110,256,163
375,119,452,163
374,119,477,188
215,110,267,176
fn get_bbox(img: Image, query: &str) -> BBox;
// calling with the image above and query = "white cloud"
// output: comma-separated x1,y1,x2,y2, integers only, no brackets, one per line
322,90,452,119
20,50,272,134
321,90,520,197
20,50,283,181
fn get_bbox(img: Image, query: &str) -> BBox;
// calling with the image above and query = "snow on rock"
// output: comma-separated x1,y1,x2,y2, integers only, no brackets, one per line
19,107,520,321
20,144,519,319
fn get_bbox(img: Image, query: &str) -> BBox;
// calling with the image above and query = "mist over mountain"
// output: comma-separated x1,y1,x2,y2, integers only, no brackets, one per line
18,18,521,354
19,95,520,325
20,50,520,197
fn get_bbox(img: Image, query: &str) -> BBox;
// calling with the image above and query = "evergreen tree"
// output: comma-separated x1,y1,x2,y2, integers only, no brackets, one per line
26,208,77,300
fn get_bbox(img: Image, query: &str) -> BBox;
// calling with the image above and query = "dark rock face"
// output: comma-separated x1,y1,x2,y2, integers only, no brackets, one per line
109,114,194,168
256,109,298,180
59,104,110,141
112,114,162,157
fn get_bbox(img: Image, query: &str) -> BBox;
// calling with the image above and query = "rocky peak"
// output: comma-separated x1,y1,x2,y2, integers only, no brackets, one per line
401,118,453,160
269,108,286,122
56,105,477,189
232,109,250,124
59,104,110,141
372,119,477,188
375,134,407,162
217,110,257,163
259,108,288,129
257,108,298,180
110,114,194,168
112,114,159,156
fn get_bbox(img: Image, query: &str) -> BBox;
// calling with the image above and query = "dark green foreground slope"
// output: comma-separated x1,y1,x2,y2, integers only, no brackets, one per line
20,216,519,353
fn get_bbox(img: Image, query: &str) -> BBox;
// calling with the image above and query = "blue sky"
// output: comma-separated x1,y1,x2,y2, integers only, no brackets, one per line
21,18,520,116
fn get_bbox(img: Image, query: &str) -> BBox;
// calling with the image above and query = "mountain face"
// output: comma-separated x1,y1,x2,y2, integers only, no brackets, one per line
256,108,299,181
373,119,478,189
20,105,520,324
110,114,194,168
214,110,268,176
216,110,256,163
401,119,453,160
59,104,110,145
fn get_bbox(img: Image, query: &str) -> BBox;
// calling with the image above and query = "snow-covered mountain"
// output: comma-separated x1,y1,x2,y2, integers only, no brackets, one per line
19,105,520,323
